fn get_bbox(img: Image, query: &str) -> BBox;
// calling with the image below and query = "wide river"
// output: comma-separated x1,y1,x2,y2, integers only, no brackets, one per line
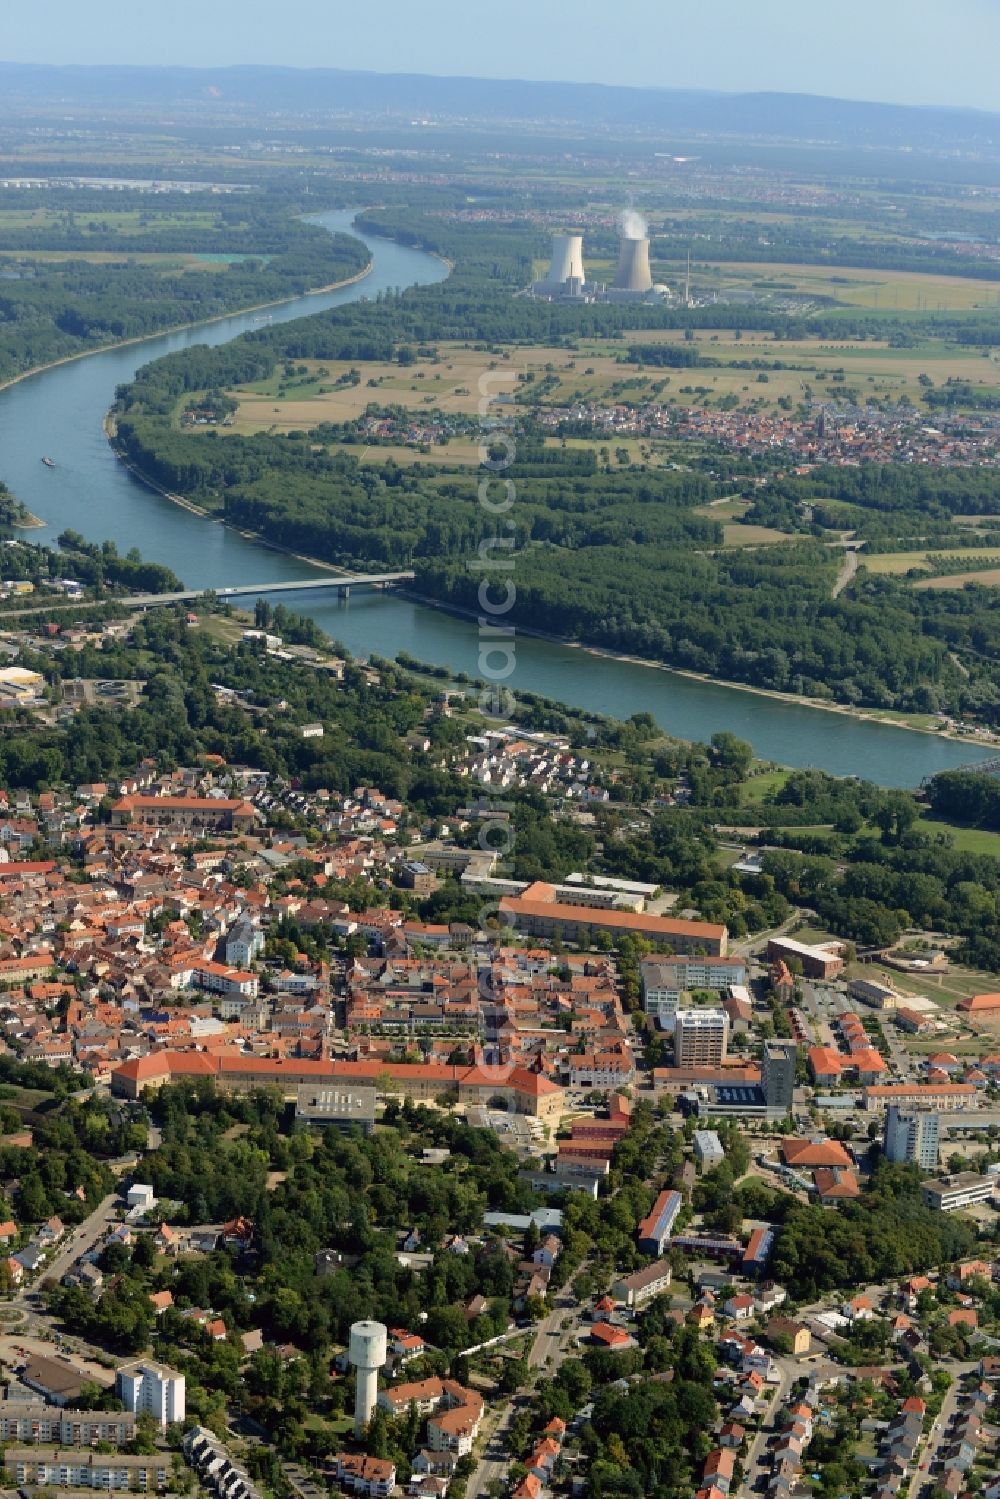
0,209,991,788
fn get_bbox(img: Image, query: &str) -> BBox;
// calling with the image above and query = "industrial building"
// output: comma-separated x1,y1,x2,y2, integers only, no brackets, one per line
884,1104,941,1170
610,231,653,295
533,232,587,298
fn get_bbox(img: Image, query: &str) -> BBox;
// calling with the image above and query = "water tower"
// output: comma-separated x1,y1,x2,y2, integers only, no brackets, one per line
349,1320,388,1437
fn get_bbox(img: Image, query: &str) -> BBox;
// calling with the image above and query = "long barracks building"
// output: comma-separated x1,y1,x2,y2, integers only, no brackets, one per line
111,1049,564,1118
498,882,727,955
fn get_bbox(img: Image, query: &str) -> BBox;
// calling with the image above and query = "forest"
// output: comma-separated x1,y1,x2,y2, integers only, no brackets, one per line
106,204,1000,718
0,187,369,385
109,400,1000,715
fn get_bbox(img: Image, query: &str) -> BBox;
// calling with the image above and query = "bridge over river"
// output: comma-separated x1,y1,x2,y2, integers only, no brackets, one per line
0,572,415,620
136,571,415,605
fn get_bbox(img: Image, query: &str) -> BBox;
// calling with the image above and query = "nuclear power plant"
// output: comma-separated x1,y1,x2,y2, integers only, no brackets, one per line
612,233,653,294
531,219,668,303
349,1319,387,1438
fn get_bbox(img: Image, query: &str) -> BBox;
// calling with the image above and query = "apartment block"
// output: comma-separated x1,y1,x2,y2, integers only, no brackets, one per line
116,1360,185,1427
0,1408,137,1445
673,1008,728,1068
8,1449,169,1490
884,1105,941,1170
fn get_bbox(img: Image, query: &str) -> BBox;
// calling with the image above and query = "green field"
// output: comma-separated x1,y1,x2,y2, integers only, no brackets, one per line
919,816,1000,857
741,766,793,803
865,549,1000,576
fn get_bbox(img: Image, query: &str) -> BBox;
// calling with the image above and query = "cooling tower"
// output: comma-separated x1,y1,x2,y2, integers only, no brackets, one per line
545,232,585,287
613,235,653,293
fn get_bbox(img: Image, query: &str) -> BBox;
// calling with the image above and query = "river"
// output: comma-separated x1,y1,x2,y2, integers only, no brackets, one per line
0,209,991,788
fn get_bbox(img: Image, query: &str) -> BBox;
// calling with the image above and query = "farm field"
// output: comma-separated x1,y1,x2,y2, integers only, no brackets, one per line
720,521,799,546
0,248,238,269
204,326,1000,442
914,568,1000,590
0,205,251,237
863,548,1000,576
682,259,1000,312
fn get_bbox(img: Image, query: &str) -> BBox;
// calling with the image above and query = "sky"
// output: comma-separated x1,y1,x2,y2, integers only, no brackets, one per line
5,0,999,113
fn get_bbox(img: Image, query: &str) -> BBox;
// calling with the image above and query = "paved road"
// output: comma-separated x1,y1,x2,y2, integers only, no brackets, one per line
0,1330,115,1388
917,1363,974,1489
467,1286,588,1499
739,1361,794,1496
466,1397,526,1499
731,911,803,960
831,543,862,600
23,1192,120,1291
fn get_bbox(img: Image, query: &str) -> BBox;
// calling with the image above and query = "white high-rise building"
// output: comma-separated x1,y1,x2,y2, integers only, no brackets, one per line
350,1320,387,1438
884,1104,941,1170
116,1360,185,1428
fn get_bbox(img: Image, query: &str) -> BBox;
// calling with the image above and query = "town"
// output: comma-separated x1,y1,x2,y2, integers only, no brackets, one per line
0,602,993,1499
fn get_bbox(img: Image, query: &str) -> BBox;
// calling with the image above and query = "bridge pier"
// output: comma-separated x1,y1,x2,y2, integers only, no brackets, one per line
338,584,351,600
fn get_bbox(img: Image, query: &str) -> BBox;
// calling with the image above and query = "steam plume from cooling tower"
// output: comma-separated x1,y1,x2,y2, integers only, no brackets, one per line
619,209,648,240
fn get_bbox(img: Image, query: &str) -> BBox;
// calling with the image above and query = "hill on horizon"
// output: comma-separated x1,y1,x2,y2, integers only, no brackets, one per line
1,61,999,153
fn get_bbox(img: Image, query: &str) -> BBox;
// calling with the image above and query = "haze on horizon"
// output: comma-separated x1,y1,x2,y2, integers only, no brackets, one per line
4,0,997,115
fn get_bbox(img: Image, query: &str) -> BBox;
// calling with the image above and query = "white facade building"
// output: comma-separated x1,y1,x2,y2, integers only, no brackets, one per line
884,1105,940,1170
116,1360,186,1427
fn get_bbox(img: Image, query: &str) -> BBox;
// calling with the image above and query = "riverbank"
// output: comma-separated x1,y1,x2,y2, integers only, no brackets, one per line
103,416,369,579
0,259,374,401
397,588,997,751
